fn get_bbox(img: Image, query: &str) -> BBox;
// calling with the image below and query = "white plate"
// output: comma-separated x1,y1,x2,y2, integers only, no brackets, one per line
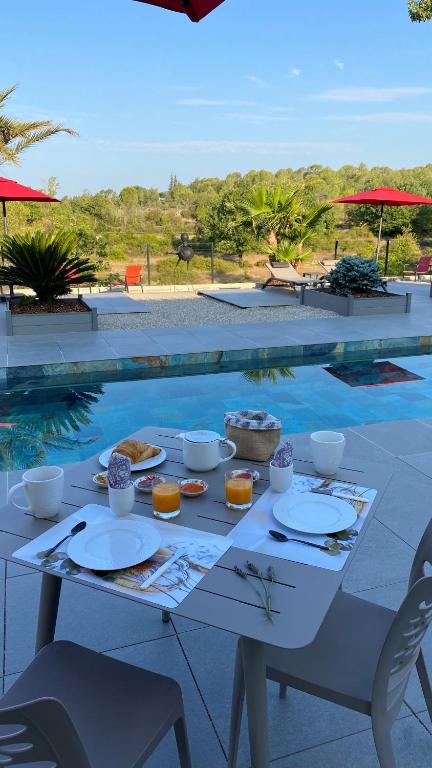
68,520,162,571
99,446,166,472
273,491,357,535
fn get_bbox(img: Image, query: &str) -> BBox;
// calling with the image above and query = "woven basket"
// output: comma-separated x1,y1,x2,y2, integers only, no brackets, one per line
225,423,281,462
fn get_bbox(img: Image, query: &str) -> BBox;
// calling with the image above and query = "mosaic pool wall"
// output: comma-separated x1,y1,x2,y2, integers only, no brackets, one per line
2,334,432,387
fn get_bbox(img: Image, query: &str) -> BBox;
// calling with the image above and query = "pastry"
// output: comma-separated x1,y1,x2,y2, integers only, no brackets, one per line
114,439,161,464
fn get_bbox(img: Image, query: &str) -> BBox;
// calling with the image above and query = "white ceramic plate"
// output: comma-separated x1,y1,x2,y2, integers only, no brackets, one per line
99,446,166,472
92,471,108,488
273,491,357,535
68,520,162,571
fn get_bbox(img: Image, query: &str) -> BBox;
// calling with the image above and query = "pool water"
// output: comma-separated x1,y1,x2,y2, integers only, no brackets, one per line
2,353,432,471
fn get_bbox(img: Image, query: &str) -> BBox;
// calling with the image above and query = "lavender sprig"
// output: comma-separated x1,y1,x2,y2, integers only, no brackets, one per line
234,561,275,622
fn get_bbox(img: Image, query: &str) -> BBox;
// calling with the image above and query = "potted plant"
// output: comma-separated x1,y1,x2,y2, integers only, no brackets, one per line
0,231,98,335
300,256,411,316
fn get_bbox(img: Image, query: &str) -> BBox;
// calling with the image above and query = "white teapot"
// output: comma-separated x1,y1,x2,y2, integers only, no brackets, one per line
176,430,236,472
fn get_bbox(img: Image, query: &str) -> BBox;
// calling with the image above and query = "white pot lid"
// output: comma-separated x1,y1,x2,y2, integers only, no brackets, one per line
183,430,221,443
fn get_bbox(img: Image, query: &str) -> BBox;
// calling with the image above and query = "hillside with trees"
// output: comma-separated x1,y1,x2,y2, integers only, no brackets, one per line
4,164,432,283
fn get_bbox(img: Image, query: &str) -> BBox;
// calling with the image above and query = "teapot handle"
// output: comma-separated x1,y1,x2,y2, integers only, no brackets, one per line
219,439,237,464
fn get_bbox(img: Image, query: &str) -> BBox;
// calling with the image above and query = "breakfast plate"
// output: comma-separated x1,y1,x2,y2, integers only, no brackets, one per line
273,491,357,535
99,446,166,472
68,519,161,571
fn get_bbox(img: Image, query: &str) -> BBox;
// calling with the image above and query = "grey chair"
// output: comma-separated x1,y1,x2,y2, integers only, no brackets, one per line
0,640,191,768
228,519,432,768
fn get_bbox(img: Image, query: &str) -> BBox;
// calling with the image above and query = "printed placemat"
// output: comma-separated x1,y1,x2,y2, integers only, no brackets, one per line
13,504,232,609
231,473,377,572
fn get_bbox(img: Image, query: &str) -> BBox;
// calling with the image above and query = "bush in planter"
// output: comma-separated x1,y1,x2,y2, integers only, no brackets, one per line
0,231,97,303
328,256,386,296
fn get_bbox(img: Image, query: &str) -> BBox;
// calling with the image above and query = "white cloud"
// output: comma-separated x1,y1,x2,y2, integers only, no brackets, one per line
226,113,293,123
288,68,301,78
247,75,270,88
95,139,357,155
328,111,432,124
333,59,345,71
176,98,256,107
314,86,432,102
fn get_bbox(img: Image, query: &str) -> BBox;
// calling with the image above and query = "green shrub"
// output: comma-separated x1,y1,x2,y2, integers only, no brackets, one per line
0,231,97,302
328,256,385,295
383,228,421,276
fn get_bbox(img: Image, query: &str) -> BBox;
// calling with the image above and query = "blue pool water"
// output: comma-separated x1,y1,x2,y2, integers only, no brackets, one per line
3,353,432,470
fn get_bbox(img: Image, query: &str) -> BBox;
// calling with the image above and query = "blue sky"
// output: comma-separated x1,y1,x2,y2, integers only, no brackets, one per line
2,0,432,194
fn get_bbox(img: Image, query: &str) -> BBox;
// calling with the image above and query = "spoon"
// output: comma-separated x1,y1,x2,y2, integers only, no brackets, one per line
41,521,87,558
269,529,330,552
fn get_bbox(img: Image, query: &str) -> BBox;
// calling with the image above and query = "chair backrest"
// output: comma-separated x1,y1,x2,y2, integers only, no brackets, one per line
320,259,338,273
267,261,300,280
409,517,432,588
372,576,432,725
0,697,91,768
125,265,142,284
416,255,432,273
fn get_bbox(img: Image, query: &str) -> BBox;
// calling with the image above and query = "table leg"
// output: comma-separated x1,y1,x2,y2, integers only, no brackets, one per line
35,573,62,654
241,636,270,768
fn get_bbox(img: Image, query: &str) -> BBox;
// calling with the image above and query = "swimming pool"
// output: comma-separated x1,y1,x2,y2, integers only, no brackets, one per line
2,352,432,471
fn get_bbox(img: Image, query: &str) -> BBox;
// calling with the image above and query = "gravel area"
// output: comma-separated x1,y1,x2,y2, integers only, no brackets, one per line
97,291,336,330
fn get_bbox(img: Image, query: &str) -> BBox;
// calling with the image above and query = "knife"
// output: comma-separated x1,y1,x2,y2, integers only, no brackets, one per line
140,547,187,591
311,488,367,504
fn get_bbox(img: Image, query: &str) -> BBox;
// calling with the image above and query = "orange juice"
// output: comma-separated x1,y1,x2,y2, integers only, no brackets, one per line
225,473,253,511
152,481,181,519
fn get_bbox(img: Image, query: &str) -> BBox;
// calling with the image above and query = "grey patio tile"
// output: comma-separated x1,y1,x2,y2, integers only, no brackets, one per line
417,711,432,734
351,420,432,457
373,460,432,549
179,626,410,767
273,715,432,767
6,561,35,577
108,635,226,768
400,451,432,479
171,614,205,634
8,348,64,365
5,572,175,675
342,519,414,593
106,340,167,357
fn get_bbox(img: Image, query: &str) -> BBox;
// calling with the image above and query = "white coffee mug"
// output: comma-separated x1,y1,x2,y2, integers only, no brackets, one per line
8,466,64,519
310,431,346,477
108,483,135,518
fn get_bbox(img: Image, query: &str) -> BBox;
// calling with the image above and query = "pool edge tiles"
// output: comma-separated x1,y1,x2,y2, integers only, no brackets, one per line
2,335,432,384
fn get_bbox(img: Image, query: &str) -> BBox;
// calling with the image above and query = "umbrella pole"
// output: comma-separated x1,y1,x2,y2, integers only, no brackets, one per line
375,203,384,262
1,200,7,237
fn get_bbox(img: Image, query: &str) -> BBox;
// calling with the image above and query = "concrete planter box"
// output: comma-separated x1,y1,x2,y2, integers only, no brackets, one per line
300,287,411,316
5,298,98,336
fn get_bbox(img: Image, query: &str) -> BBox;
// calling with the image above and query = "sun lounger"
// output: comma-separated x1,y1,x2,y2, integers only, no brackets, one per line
262,262,326,292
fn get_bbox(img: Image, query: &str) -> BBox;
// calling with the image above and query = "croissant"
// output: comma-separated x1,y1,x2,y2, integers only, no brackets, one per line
114,439,160,464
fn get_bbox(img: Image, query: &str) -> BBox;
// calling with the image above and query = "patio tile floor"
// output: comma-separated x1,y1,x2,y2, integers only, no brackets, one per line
1,417,432,765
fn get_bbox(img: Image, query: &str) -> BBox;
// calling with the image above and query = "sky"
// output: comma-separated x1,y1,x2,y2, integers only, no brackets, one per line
2,0,432,195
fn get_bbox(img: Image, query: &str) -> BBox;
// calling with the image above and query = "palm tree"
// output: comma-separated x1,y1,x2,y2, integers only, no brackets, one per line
242,367,295,385
0,84,77,165
237,186,332,257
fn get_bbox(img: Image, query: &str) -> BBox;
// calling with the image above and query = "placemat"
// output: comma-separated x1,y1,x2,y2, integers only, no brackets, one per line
231,473,377,572
13,504,232,609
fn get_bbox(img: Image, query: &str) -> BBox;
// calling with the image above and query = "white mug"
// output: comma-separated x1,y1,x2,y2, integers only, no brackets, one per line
310,431,346,477
8,466,64,519
109,484,135,518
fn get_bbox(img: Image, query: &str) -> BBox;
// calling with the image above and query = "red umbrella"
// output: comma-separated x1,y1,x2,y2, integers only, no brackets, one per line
333,187,432,260
134,0,225,22
0,177,59,236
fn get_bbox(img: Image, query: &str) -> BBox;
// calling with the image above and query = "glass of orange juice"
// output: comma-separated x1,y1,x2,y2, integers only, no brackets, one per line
225,470,253,511
152,480,181,520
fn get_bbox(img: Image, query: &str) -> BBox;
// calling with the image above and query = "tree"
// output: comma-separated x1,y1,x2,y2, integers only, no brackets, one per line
0,84,77,165
237,185,332,256
408,0,432,21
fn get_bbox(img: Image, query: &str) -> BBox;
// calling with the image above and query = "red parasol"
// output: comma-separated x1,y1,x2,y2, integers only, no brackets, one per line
333,187,432,259
0,177,59,236
134,0,225,22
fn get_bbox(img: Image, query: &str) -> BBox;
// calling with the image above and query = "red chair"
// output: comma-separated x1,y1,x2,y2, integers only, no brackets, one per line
110,265,143,292
403,255,432,281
